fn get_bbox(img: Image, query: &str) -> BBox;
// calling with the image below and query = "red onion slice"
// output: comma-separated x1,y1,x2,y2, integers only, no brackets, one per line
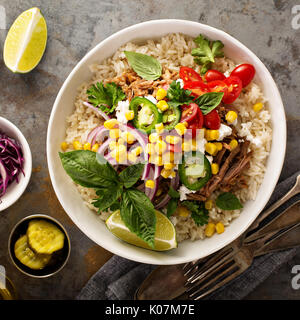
83,102,110,120
155,172,179,209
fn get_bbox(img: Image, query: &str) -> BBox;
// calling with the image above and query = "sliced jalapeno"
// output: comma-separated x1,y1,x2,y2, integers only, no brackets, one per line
162,104,181,130
129,97,162,134
179,151,211,191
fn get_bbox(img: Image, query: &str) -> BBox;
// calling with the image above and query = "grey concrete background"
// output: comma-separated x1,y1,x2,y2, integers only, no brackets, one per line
0,0,299,299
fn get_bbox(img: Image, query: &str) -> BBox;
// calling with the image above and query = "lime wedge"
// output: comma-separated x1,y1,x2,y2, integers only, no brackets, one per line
106,210,177,251
3,7,47,73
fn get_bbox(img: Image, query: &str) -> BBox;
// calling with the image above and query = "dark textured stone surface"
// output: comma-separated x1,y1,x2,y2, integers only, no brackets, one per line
0,0,299,299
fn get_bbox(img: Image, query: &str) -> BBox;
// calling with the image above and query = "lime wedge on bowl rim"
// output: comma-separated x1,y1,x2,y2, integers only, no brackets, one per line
3,7,47,73
106,210,177,251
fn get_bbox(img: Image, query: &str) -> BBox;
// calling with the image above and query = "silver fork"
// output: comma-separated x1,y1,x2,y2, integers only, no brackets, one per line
186,221,300,300
183,174,300,280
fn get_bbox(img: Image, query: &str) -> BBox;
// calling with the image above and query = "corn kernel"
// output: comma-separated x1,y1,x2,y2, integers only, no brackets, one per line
73,140,83,150
182,141,192,152
91,143,99,152
229,139,238,150
154,155,163,166
60,142,68,152
216,222,225,234
109,141,118,150
178,206,190,217
127,152,137,163
210,130,219,140
161,168,172,179
125,110,135,121
205,200,213,210
169,170,176,178
104,119,119,129
182,121,189,128
165,135,181,145
205,223,216,237
253,102,263,112
211,163,219,175
214,142,223,151
111,144,127,163
157,100,169,112
109,128,120,139
205,142,218,156
156,88,167,100
149,132,160,143
145,180,155,189
131,146,142,156
225,111,238,124
155,122,164,134
175,123,187,136
120,131,135,144
155,140,167,155
83,142,91,151
162,151,175,163
191,139,197,152
117,138,125,145
156,187,163,197
164,163,175,170
146,143,156,155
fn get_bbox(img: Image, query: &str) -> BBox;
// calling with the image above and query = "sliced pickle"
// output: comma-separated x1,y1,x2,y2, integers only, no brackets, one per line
14,235,51,270
27,220,65,254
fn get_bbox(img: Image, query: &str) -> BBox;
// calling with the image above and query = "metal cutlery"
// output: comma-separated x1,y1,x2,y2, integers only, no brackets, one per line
135,175,300,300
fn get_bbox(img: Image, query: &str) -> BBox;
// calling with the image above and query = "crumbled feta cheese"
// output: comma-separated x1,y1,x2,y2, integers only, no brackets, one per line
179,185,196,201
240,122,262,147
144,95,157,105
115,100,130,124
224,70,230,77
176,78,184,88
206,155,213,164
196,138,207,153
217,124,232,141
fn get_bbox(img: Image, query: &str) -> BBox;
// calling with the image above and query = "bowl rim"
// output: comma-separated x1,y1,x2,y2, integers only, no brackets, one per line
47,19,286,264
0,116,32,212
7,214,71,278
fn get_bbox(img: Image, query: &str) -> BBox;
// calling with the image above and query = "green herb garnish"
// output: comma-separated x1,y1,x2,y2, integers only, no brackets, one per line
192,34,224,75
59,151,156,248
194,92,224,115
215,192,243,211
166,80,194,108
167,186,180,218
181,200,209,226
87,81,126,114
124,51,162,81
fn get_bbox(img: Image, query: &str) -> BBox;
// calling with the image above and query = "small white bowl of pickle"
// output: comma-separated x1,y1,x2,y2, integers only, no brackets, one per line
8,214,71,278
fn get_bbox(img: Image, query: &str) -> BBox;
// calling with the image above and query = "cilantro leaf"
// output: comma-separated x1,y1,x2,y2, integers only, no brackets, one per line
168,186,180,199
181,200,209,226
87,81,126,114
167,198,178,218
166,81,194,108
192,34,224,75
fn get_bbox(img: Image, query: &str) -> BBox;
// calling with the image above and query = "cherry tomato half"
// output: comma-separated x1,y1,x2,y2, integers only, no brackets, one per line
207,80,229,101
167,143,182,153
183,81,209,97
180,103,199,123
179,66,202,83
204,69,226,82
203,109,221,130
230,64,255,88
222,76,243,104
184,108,204,138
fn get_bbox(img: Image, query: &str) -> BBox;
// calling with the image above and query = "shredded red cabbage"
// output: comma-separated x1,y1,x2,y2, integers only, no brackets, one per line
0,132,25,198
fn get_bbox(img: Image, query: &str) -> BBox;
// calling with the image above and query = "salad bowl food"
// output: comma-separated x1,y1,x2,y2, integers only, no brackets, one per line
47,20,286,265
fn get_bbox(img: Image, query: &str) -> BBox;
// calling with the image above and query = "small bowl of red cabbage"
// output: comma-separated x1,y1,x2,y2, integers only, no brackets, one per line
0,117,32,211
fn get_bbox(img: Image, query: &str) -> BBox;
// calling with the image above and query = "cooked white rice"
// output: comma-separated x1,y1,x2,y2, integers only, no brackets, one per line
64,33,272,243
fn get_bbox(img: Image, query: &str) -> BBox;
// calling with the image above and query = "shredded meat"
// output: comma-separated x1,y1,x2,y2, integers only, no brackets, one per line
107,66,178,101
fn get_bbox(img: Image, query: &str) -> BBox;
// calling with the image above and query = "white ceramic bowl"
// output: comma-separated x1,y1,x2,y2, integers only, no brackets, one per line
47,20,286,265
0,117,32,211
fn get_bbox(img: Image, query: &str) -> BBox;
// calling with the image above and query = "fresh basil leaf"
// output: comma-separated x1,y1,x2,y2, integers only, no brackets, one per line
181,200,209,226
124,51,162,81
167,198,178,218
87,81,125,114
109,201,121,212
59,150,119,188
93,185,123,213
168,186,180,199
194,92,224,115
120,188,156,248
216,192,243,210
166,81,193,107
192,34,224,75
119,163,145,189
